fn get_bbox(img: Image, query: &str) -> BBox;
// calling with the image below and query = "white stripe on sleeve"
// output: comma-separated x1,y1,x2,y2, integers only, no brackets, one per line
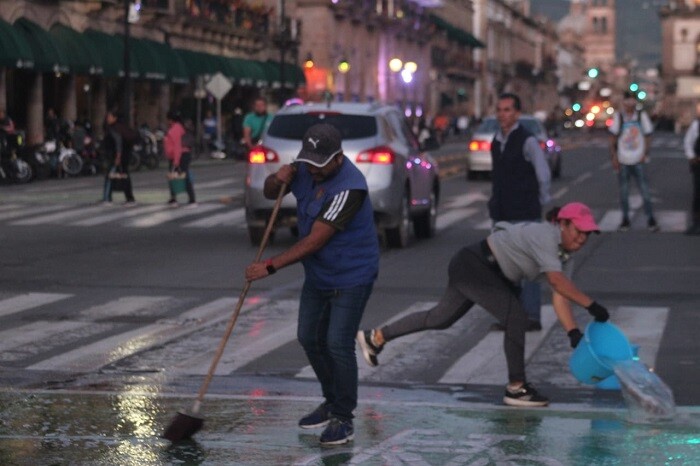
324,190,349,222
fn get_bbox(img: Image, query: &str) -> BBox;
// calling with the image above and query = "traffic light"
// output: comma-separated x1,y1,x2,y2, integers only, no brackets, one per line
572,102,582,112
637,90,647,100
629,83,639,92
587,68,599,79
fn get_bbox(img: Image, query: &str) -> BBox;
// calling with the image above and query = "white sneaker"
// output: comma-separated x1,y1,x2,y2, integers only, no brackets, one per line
183,202,198,209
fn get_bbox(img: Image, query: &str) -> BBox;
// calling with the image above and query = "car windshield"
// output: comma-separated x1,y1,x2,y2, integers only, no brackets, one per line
266,114,378,140
476,117,544,137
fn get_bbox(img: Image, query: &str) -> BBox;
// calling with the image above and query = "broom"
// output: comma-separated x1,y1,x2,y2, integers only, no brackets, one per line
162,182,287,442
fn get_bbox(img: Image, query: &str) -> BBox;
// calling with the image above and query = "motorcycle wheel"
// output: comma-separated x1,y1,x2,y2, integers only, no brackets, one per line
61,152,84,176
144,154,159,170
129,151,141,171
12,159,33,183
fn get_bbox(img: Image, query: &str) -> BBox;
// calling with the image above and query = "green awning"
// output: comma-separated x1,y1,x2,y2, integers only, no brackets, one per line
428,14,485,48
143,40,189,84
118,35,167,80
83,29,134,78
267,60,306,88
256,60,279,88
0,18,34,69
13,18,70,73
175,49,221,78
50,24,103,75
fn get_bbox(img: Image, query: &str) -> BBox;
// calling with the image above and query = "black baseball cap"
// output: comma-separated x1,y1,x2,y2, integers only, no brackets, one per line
296,124,342,167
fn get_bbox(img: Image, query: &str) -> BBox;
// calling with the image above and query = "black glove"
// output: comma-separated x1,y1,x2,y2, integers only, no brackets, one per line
586,301,609,322
568,328,583,348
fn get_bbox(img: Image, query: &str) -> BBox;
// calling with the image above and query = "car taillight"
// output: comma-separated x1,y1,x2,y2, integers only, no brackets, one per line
356,146,395,164
248,145,279,164
468,140,491,151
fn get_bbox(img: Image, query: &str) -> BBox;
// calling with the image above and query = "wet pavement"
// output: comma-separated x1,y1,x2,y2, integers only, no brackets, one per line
1,374,699,465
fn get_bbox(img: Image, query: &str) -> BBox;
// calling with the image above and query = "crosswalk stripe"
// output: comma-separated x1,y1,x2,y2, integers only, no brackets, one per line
172,299,298,375
183,207,245,228
439,305,559,385
436,207,478,231
0,320,92,353
78,296,173,319
0,293,73,318
11,204,109,226
71,204,165,226
127,203,224,227
194,179,236,189
26,297,241,372
0,204,69,222
0,203,22,212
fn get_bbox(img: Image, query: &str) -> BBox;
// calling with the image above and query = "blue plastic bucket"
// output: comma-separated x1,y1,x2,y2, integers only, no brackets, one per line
595,344,640,390
569,322,634,385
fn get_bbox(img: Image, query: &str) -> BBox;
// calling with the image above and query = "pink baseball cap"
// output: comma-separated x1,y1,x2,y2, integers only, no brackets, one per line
557,202,600,233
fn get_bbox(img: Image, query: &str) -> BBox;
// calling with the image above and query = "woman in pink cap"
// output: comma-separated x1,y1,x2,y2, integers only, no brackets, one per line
357,202,609,408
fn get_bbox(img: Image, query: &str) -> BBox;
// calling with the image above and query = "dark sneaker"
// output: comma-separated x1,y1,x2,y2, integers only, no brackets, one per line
356,330,383,367
167,199,179,208
503,383,549,407
319,417,354,445
648,217,660,232
618,219,631,232
298,403,330,429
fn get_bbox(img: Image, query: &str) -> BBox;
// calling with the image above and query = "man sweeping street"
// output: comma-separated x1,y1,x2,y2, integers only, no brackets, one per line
245,123,380,445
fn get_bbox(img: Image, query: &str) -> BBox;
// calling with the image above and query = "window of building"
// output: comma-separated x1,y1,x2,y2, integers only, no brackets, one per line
601,16,607,34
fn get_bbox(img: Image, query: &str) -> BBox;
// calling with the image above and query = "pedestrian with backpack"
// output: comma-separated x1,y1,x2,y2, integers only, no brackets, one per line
609,91,659,232
101,109,137,206
682,102,700,235
164,110,197,208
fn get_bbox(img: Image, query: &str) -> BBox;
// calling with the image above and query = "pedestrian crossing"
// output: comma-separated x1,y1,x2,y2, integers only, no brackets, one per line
0,291,669,391
0,192,690,232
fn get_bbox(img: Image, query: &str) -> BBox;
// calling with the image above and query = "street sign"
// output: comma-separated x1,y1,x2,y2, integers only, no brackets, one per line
205,72,232,100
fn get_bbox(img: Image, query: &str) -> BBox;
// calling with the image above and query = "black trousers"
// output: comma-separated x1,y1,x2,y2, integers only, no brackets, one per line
169,152,195,203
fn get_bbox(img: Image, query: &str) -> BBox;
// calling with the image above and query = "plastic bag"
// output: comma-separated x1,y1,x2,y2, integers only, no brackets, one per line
613,359,676,423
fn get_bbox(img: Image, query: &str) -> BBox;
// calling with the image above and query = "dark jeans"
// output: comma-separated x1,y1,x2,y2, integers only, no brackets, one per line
168,152,195,203
297,281,374,421
103,152,135,202
381,244,528,384
618,163,654,221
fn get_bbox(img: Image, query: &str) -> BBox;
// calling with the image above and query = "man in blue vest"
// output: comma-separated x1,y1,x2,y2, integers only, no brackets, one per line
245,123,379,446
488,93,551,332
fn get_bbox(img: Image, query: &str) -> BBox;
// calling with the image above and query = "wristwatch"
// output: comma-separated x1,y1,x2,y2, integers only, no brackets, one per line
265,259,276,275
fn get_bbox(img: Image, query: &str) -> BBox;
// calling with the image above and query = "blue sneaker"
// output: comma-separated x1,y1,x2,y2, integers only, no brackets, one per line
298,403,330,429
319,417,354,445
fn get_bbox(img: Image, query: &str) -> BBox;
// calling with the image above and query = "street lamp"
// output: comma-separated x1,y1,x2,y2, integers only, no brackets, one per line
122,0,140,126
389,58,403,73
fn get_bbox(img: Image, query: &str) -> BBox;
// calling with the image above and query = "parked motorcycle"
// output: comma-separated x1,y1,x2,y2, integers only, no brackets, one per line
0,131,33,183
129,125,160,171
72,122,102,175
33,138,83,178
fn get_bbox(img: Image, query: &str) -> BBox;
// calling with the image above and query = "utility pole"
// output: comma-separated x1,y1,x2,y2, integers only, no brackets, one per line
123,0,131,126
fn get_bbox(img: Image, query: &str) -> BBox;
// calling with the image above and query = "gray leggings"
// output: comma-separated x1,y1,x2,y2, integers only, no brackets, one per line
381,243,528,383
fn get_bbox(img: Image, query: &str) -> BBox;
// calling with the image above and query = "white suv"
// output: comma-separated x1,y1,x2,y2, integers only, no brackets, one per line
244,102,440,248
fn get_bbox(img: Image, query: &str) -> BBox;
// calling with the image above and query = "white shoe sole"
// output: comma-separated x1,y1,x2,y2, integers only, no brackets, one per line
320,433,354,445
503,396,549,407
356,330,378,367
299,419,330,430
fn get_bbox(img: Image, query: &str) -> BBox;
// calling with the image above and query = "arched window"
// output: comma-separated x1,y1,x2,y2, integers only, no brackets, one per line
601,16,607,34
592,17,599,34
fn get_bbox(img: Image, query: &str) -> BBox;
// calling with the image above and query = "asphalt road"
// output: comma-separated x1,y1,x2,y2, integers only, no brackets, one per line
0,129,697,404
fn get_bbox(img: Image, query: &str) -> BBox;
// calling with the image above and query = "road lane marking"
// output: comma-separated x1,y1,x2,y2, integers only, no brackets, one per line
26,297,252,372
11,205,110,226
439,305,559,384
0,204,69,222
127,203,223,227
436,207,478,231
183,207,245,227
0,293,73,318
71,204,164,226
78,296,173,320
